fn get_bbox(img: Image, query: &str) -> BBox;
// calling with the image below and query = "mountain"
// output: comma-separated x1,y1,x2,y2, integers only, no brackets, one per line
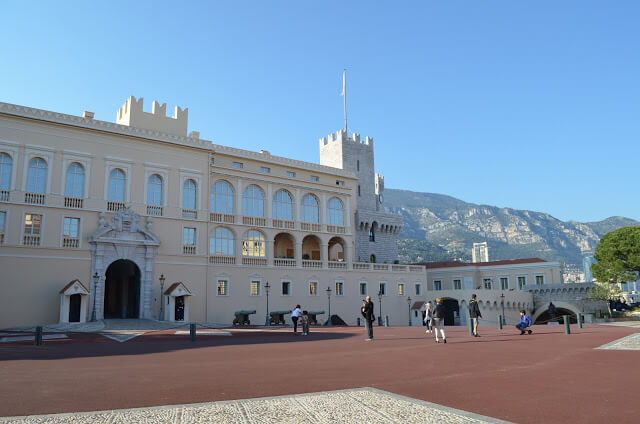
384,189,639,265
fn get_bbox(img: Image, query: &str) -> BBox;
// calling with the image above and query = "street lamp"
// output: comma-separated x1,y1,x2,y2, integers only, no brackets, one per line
264,281,271,326
326,286,332,326
407,296,412,326
500,292,506,325
377,289,383,326
90,272,99,322
159,274,166,321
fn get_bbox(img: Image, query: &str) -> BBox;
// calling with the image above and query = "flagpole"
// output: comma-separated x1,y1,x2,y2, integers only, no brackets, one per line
342,69,347,134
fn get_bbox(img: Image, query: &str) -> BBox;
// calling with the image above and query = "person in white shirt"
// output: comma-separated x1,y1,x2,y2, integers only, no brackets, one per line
291,305,302,334
424,301,433,333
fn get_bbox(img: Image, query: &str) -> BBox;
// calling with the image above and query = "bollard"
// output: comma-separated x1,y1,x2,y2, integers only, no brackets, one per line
563,315,571,334
357,317,361,327
577,313,583,329
468,317,474,336
190,323,196,342
498,315,503,330
35,326,42,346
385,315,389,327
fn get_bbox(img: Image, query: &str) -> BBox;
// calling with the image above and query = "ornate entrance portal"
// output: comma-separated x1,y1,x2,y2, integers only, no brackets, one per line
89,209,159,320
104,259,141,319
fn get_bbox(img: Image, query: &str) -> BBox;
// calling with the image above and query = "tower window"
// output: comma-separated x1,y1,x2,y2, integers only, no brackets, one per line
357,160,360,171
358,185,361,196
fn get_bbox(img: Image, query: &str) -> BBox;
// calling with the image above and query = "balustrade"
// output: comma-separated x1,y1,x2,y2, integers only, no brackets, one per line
182,245,196,255
107,201,125,212
62,237,79,248
25,192,45,205
209,255,235,264
146,205,163,216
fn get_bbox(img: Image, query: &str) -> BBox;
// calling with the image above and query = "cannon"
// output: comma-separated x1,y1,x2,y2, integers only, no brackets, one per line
233,310,256,325
269,310,292,325
308,310,325,325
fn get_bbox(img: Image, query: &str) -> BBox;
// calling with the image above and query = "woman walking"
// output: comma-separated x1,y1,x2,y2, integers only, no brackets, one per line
424,301,433,333
432,298,446,344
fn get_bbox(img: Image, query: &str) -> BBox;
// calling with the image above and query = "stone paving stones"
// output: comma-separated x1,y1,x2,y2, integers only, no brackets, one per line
596,333,640,350
1,388,507,424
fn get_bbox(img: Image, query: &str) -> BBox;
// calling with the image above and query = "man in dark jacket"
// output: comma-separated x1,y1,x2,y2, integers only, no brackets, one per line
361,296,374,341
469,294,482,337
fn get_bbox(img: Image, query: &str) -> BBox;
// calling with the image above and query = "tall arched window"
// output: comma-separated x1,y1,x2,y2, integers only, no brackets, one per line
108,168,126,201
242,230,265,257
273,189,293,220
147,174,163,206
327,197,344,226
211,180,234,213
0,152,13,190
210,227,235,256
242,185,264,217
26,158,47,193
183,179,197,209
64,162,85,198
301,194,319,223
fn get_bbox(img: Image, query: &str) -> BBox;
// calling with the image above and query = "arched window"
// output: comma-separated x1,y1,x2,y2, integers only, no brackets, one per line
183,179,197,209
0,152,13,190
242,230,265,257
242,185,264,217
211,180,234,213
301,194,319,223
369,222,376,242
108,168,126,202
26,157,47,193
65,162,85,198
210,227,235,256
327,197,344,226
273,189,293,220
147,174,163,206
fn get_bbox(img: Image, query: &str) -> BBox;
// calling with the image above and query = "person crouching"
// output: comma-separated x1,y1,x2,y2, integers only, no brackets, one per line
516,310,532,335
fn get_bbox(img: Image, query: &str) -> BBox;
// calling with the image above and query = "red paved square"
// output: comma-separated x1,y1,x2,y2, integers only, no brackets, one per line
0,324,637,423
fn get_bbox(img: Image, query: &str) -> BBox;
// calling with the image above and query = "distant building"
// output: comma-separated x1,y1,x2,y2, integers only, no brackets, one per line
472,242,489,263
583,255,595,282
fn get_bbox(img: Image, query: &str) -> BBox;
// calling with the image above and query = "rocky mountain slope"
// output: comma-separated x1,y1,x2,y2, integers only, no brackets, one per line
385,189,639,264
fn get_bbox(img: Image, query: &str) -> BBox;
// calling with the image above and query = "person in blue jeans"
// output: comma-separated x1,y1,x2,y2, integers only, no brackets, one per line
516,310,532,335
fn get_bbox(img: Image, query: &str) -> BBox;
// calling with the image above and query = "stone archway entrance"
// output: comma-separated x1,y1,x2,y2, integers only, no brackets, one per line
104,259,141,319
89,209,160,320
441,298,460,326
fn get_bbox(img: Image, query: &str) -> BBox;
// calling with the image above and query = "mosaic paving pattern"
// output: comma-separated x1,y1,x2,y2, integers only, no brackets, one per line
0,388,508,423
596,333,640,350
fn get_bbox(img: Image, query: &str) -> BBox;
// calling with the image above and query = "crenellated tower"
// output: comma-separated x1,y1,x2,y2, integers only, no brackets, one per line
116,96,190,137
319,129,402,264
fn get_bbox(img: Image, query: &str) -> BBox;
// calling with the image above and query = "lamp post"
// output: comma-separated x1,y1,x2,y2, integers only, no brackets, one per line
326,286,332,326
407,296,412,326
90,272,99,322
264,281,271,326
159,274,166,321
500,292,506,325
377,289,383,326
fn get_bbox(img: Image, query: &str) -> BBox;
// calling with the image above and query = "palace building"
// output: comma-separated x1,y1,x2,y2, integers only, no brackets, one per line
0,97,559,328
0,97,427,328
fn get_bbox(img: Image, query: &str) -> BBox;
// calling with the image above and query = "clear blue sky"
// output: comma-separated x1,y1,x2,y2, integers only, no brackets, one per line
2,1,638,223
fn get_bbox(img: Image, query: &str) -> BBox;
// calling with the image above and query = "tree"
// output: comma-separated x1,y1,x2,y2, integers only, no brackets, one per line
591,226,640,284
587,282,622,315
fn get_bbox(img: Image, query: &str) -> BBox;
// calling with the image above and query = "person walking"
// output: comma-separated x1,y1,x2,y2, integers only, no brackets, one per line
301,310,310,336
291,305,302,334
361,296,375,341
424,301,433,333
468,294,482,337
432,298,446,343
516,310,533,335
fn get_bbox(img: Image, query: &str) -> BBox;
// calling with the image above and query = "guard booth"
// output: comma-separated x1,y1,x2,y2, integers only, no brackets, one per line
59,279,90,323
411,301,425,326
163,282,192,322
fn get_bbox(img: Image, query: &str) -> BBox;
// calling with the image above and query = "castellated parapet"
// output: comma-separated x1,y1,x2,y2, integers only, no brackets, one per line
116,96,189,137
